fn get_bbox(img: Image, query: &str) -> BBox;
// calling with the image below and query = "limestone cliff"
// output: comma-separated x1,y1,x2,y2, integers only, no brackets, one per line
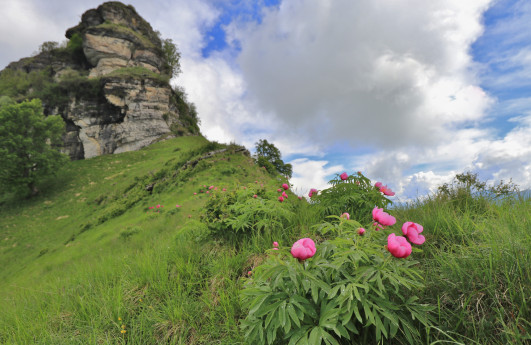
0,1,199,160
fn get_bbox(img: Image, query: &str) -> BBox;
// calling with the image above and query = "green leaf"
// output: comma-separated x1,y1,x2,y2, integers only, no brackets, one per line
249,294,270,315
309,326,322,345
279,300,287,327
287,304,301,327
321,329,340,345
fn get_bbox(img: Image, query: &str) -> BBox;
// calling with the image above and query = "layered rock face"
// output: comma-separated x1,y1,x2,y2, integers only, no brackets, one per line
2,2,192,160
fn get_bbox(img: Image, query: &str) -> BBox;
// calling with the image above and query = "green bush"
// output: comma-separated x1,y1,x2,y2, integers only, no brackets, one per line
241,220,433,345
312,172,391,224
0,99,67,196
201,188,295,245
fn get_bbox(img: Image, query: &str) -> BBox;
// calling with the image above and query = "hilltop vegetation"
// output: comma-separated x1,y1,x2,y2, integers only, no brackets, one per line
0,136,529,344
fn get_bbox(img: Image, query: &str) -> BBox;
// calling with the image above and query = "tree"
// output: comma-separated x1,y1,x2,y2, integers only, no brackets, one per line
0,99,67,196
161,38,181,78
254,139,293,178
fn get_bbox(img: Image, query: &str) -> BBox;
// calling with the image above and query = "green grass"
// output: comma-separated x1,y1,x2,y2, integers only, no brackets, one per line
0,137,530,344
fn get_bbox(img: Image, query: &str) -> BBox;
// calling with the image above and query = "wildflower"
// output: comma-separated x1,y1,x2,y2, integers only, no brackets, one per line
278,196,284,202
340,172,348,180
380,185,395,196
206,191,210,194
139,298,143,302
372,207,396,226
121,325,126,329
121,330,126,334
357,228,366,236
148,206,153,210
298,196,303,200
308,188,318,198
282,191,288,198
402,222,425,245
387,233,412,258
373,222,384,231
282,183,289,190
375,182,383,188
248,270,252,275
193,192,197,195
118,317,122,321
209,185,214,190
291,238,316,260
222,188,227,191
273,241,279,247
272,248,279,250
277,188,282,192
340,212,350,220
253,194,257,198
176,205,181,208
156,204,161,208
255,181,258,183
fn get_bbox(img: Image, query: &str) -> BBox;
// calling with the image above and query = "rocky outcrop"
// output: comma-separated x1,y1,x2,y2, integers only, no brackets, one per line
0,1,198,160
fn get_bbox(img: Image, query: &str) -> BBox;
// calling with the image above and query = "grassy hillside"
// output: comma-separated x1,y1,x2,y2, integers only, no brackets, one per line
0,136,286,343
0,136,530,344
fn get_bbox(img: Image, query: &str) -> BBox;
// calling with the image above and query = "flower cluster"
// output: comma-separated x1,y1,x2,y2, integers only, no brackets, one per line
374,181,395,196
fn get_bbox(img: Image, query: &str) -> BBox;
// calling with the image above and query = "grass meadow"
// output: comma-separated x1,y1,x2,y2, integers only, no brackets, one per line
0,136,529,344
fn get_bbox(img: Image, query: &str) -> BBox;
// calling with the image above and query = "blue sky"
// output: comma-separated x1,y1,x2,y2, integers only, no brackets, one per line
1,0,530,200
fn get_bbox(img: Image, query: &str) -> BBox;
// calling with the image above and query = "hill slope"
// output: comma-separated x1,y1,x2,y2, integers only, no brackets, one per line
0,136,286,343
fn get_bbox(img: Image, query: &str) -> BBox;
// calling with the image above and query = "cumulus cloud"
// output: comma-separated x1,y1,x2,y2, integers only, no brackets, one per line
289,158,343,196
229,0,493,148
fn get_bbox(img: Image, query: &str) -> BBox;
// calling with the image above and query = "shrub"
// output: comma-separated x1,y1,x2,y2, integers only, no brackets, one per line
201,188,295,245
312,172,391,224
241,221,434,345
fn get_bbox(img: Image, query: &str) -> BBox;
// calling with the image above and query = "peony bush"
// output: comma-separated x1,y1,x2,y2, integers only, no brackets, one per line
241,172,433,344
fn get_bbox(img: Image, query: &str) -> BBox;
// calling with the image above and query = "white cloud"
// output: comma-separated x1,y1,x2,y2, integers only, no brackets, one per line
229,0,493,148
289,158,343,196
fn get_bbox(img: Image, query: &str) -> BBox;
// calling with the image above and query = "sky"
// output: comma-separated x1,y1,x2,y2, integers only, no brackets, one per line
1,0,530,201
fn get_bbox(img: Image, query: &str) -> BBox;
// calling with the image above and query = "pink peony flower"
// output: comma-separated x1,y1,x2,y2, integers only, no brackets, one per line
273,248,279,250
357,228,366,236
253,194,257,198
209,185,214,190
380,185,395,196
375,182,383,188
277,188,282,192
402,222,425,245
222,188,227,191
248,270,252,275
291,238,316,260
340,212,350,220
308,188,318,198
278,196,284,202
255,181,258,183
273,241,279,247
298,196,303,200
176,205,181,208
148,206,154,209
387,233,412,258
206,191,210,194
282,183,289,190
372,207,396,226
193,192,197,195
282,191,288,198
340,172,348,180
